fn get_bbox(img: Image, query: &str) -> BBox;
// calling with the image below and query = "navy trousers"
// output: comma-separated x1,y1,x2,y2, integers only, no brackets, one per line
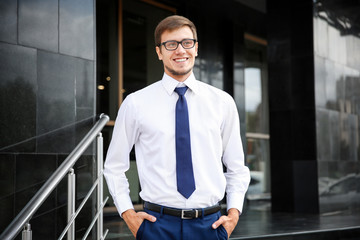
136,209,228,240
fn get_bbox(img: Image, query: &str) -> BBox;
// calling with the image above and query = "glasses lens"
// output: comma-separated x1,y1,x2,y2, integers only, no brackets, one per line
182,39,195,49
164,41,178,50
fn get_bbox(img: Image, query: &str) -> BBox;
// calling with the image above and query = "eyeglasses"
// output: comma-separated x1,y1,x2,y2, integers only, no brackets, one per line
158,39,197,51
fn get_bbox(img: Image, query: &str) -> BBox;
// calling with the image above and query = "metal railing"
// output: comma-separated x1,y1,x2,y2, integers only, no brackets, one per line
0,114,110,240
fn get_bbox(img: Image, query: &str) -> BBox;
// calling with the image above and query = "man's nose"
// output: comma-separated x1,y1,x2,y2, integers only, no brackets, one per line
175,43,186,54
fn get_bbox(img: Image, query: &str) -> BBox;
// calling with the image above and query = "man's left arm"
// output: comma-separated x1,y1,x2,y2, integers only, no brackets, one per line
213,96,251,236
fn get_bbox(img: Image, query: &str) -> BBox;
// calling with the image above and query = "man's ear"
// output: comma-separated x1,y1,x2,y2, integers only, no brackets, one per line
156,46,163,60
195,42,199,57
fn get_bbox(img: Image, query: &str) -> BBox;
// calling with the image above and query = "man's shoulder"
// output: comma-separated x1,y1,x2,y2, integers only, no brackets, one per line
195,79,233,101
127,80,162,98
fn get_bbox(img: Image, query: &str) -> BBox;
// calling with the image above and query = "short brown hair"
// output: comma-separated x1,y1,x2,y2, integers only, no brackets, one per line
154,15,197,47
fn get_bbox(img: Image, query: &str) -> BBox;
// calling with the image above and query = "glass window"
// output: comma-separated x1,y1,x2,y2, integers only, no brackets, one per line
244,36,270,202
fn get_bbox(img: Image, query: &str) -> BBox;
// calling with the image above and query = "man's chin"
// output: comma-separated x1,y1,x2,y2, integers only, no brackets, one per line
166,66,192,76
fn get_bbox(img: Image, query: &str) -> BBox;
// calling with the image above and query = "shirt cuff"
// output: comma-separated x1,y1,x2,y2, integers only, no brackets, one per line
226,192,246,215
113,193,134,217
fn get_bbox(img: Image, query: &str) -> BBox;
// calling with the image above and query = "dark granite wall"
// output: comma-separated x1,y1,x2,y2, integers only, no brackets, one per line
268,0,360,214
0,0,96,238
314,0,360,213
267,0,319,213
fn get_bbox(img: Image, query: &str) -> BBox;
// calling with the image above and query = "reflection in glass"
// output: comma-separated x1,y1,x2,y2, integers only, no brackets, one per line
314,0,360,213
246,138,270,199
244,38,270,202
245,68,262,133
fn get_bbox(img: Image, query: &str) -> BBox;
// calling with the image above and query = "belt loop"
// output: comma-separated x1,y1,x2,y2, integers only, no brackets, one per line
201,208,205,219
160,206,164,217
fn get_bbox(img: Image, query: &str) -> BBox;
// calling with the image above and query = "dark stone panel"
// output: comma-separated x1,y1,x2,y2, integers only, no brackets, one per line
317,161,329,179
76,59,95,115
36,124,75,154
0,0,17,44
269,110,293,161
74,195,93,238
29,210,56,240
0,154,15,198
18,0,58,52
0,43,37,152
37,116,95,154
74,155,94,200
290,109,317,161
359,116,360,161
290,2,314,58
37,51,76,135
74,117,96,155
313,17,329,59
345,36,360,70
55,205,67,238
293,161,319,213
268,0,318,213
76,107,94,122
291,56,315,109
339,114,350,161
267,60,292,110
195,15,223,89
270,160,294,212
59,0,94,60
320,162,360,213
325,60,343,112
15,183,57,217
329,110,341,161
267,2,292,63
0,194,14,233
348,114,358,161
15,154,57,191
345,75,360,115
56,172,68,207
314,56,326,108
316,109,330,162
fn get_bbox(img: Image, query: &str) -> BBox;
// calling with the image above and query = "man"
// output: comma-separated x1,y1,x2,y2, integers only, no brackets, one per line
104,15,250,240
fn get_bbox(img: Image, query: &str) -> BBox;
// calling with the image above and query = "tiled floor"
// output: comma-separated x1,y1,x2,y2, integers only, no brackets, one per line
103,201,360,240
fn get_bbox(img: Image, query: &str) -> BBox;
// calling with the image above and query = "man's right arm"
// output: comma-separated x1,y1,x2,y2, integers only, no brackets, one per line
103,95,139,216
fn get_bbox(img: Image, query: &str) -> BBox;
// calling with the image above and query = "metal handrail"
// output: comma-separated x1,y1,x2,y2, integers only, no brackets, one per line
0,114,110,240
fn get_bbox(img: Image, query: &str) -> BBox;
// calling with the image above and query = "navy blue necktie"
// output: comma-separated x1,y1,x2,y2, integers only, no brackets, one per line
174,87,196,199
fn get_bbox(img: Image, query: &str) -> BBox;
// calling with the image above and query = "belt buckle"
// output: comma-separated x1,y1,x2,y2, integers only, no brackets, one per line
181,209,198,219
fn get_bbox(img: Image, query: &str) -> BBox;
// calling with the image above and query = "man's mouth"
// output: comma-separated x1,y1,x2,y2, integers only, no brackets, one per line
174,58,188,63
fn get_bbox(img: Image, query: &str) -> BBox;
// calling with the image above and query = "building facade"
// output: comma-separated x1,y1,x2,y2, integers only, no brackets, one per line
0,0,359,239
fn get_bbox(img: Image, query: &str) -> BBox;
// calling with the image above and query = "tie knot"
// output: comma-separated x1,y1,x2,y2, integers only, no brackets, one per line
174,86,188,96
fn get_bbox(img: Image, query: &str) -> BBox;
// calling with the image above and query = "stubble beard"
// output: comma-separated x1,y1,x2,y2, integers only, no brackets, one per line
165,65,193,76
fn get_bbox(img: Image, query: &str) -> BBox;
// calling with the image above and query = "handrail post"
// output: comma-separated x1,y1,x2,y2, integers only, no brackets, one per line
22,223,32,240
67,168,76,240
97,133,104,239
0,114,109,240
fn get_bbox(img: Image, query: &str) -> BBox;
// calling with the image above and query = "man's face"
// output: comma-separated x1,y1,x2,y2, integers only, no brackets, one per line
156,26,198,82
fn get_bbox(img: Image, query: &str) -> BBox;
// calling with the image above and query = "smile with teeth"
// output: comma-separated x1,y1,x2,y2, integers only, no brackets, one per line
174,58,188,62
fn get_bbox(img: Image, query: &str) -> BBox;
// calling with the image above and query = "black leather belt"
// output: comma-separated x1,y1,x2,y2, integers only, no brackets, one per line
144,202,221,219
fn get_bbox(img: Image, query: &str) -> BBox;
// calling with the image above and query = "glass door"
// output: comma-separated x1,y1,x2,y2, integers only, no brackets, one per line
244,35,271,204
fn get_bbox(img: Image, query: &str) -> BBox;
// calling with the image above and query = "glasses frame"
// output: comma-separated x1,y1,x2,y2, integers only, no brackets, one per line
158,39,197,51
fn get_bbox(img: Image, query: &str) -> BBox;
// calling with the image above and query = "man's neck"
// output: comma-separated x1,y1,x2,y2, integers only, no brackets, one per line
165,71,192,82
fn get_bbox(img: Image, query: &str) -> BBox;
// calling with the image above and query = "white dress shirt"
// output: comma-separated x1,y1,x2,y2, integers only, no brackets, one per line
104,72,250,216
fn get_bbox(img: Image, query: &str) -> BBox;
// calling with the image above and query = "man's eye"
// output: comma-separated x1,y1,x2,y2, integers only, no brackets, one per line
166,42,177,48
183,41,192,46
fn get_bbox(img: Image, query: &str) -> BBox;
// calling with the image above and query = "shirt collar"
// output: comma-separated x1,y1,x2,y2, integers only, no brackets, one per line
161,72,199,95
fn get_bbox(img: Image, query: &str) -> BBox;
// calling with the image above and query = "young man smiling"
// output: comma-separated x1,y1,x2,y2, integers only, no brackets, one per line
155,23,198,81
104,15,250,240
